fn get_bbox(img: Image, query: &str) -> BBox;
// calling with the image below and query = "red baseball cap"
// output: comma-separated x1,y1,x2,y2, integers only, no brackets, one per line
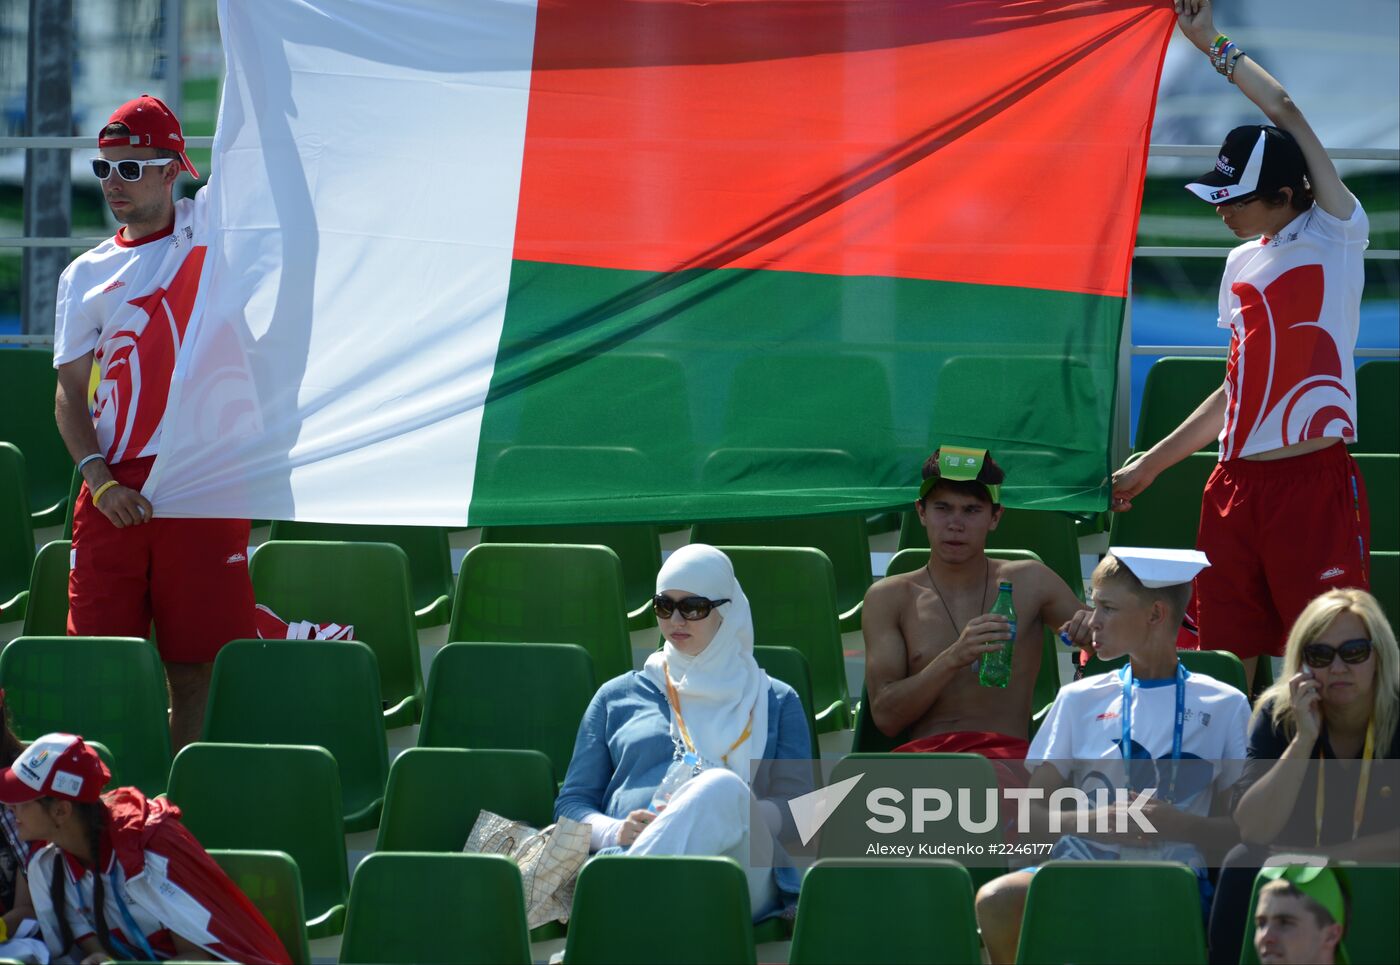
0,733,111,804
98,93,200,180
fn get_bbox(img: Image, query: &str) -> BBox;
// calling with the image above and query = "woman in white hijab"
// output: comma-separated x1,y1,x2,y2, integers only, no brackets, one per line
555,544,811,920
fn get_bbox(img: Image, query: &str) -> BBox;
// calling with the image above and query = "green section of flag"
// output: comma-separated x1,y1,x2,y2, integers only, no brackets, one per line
469,261,1123,525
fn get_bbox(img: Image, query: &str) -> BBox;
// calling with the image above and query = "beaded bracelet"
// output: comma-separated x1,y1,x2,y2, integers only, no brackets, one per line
1225,47,1247,84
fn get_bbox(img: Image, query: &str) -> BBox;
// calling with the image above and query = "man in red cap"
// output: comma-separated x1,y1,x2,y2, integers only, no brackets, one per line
51,95,256,751
1112,1,1371,688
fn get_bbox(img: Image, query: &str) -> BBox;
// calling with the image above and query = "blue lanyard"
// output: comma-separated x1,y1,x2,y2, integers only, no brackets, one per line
1120,662,1186,796
107,866,159,962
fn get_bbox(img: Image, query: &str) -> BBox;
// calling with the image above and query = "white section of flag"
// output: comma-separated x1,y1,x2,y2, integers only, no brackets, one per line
147,0,539,524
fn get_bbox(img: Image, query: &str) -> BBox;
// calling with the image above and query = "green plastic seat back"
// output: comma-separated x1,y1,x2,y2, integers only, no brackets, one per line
418,642,595,784
167,743,348,937
564,855,756,965
693,515,873,622
0,636,171,795
1356,453,1398,551
716,546,849,732
752,645,819,758
340,852,531,965
480,523,661,629
204,639,389,832
1135,357,1227,452
789,859,979,964
0,443,34,610
62,465,82,540
21,540,70,636
376,747,556,852
449,543,631,682
207,850,311,964
1079,648,1248,695
250,540,423,727
1371,551,1398,633
268,521,452,625
1016,861,1207,964
1239,865,1399,965
1107,451,1219,550
0,349,70,524
1355,359,1398,454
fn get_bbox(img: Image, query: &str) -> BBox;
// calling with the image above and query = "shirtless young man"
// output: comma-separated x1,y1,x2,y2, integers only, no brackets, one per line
862,448,1092,756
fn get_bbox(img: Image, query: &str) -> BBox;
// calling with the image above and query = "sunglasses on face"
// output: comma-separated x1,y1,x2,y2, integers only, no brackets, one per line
653,595,730,621
1302,638,1373,669
91,157,176,182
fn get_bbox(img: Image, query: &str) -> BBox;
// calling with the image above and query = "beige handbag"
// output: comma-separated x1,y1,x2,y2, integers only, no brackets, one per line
464,810,590,928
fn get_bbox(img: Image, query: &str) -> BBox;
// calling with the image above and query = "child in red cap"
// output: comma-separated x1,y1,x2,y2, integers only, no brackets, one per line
0,734,288,963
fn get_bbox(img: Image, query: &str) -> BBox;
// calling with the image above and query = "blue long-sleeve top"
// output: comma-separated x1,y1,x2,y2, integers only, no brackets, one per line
555,670,810,895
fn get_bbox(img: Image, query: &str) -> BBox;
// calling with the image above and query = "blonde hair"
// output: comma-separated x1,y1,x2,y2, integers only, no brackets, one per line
1091,555,1193,623
1259,588,1399,748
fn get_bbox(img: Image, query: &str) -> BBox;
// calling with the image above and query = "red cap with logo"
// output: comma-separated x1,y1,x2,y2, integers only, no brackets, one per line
0,733,111,804
98,93,200,180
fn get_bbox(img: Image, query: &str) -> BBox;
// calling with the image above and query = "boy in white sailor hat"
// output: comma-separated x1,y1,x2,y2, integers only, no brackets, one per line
974,548,1252,965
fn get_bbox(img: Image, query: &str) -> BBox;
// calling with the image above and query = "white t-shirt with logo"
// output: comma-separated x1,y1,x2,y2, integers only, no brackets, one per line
53,189,209,464
1216,198,1369,460
1028,666,1250,864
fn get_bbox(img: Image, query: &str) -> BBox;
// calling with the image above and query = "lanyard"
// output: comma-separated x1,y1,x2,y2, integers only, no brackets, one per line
1120,662,1186,796
81,864,158,962
1314,717,1375,847
663,662,754,767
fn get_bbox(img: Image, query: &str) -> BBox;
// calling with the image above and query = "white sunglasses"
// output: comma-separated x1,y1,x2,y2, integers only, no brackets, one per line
91,157,176,182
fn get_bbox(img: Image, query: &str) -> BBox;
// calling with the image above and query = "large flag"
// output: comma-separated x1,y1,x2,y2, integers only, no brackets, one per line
150,0,1175,525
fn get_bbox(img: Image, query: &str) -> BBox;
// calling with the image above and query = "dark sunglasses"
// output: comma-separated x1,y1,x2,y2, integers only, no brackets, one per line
1302,638,1373,669
91,157,175,182
653,595,730,621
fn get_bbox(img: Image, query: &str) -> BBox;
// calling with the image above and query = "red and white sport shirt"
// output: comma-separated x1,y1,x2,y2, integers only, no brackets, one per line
53,190,209,465
1216,197,1369,460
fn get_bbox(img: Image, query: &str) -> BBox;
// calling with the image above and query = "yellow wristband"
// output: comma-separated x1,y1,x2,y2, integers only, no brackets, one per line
92,479,120,506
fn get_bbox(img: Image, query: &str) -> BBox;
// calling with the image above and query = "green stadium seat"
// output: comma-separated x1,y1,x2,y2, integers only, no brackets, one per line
882,547,1063,716
208,850,311,965
62,464,82,540
1107,451,1219,550
1355,359,1398,454
481,522,662,630
564,855,756,965
249,540,423,727
694,515,872,631
1134,357,1227,452
1239,864,1399,965
339,853,531,965
1080,648,1249,695
21,539,69,636
0,348,71,525
203,639,389,832
269,521,453,627
168,743,348,938
0,636,171,795
417,642,595,785
788,859,980,964
1371,551,1398,633
1356,453,1397,551
851,681,904,753
717,546,850,732
752,645,820,758
900,507,1085,601
0,443,34,621
1015,861,1207,964
449,543,632,682
375,747,556,852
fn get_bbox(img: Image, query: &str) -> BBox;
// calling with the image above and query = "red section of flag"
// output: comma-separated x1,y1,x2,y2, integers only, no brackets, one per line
514,0,1174,298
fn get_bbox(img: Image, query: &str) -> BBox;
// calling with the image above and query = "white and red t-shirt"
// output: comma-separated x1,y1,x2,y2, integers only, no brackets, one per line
53,190,209,465
1216,197,1369,460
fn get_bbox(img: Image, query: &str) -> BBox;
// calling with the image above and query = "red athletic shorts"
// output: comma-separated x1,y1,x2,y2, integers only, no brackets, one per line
69,456,256,664
1194,441,1370,660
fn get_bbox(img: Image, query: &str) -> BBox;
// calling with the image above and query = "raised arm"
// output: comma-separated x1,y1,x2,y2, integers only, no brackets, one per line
1175,0,1353,219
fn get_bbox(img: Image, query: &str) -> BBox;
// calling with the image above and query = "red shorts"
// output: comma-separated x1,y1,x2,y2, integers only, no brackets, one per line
69,456,256,664
1194,441,1370,660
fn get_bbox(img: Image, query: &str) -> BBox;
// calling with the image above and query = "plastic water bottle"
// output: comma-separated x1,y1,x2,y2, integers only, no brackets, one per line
650,750,701,812
978,581,1016,688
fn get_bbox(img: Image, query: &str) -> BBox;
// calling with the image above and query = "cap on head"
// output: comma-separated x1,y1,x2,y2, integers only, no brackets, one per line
98,93,200,180
1106,547,1210,588
0,733,111,805
919,445,1004,504
1259,863,1349,934
1184,125,1306,206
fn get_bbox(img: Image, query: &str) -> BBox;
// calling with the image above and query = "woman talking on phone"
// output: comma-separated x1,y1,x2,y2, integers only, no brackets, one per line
1208,588,1400,962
